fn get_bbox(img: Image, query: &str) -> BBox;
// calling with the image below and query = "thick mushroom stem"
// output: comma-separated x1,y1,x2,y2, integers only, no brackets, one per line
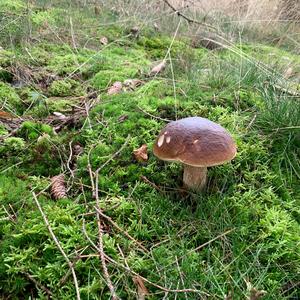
183,164,207,191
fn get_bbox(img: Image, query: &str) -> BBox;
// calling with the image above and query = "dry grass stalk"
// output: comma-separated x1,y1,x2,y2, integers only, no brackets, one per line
87,154,119,299
94,206,149,253
32,192,81,300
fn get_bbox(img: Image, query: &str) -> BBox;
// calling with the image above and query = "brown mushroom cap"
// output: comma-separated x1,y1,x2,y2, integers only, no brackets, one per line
153,117,237,167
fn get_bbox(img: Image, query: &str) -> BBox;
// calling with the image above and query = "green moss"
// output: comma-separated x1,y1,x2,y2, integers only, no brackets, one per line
137,36,188,58
0,0,27,45
22,46,51,66
19,121,54,140
48,78,84,97
0,82,23,113
31,8,61,28
47,97,75,112
0,0,25,11
85,46,150,80
45,45,94,75
3,137,25,151
92,68,137,89
0,137,26,158
0,49,15,67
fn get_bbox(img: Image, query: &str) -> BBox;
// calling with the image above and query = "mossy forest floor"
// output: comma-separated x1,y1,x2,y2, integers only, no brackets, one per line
0,1,300,299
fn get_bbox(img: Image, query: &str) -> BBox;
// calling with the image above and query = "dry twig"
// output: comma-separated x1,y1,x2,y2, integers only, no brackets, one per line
94,170,119,300
94,206,149,253
137,106,172,122
82,224,206,296
95,134,131,173
22,270,53,297
162,0,217,30
140,175,164,193
32,192,81,300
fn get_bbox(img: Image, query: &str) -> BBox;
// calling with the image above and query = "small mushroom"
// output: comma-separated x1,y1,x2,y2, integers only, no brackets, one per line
153,117,237,191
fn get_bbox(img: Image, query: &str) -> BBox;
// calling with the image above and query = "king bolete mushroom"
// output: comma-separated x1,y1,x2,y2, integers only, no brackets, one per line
153,117,237,191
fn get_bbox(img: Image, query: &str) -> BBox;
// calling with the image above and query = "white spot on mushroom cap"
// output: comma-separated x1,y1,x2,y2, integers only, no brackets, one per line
157,135,165,147
193,139,199,144
166,136,171,143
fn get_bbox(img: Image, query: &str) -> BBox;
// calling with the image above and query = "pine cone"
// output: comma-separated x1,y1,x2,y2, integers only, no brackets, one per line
51,174,67,200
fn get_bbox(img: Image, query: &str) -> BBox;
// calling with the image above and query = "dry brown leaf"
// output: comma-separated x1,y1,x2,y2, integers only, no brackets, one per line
100,36,108,45
149,60,166,76
50,174,67,200
133,276,149,300
133,144,148,162
107,81,122,95
0,110,14,119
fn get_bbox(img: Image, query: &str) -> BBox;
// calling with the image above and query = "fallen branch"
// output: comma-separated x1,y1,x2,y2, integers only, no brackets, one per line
94,206,149,253
187,228,234,254
159,229,234,272
22,270,53,297
81,223,207,296
140,175,164,193
94,171,119,300
137,106,172,123
32,192,81,300
162,0,217,31
96,135,131,173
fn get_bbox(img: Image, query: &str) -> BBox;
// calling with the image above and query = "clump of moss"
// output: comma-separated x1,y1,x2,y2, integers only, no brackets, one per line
22,46,51,66
46,97,75,112
18,121,54,140
31,8,61,28
47,50,93,75
0,137,26,157
137,36,188,58
0,0,27,45
0,82,23,113
0,124,8,135
0,49,15,67
92,68,138,89
48,78,84,97
86,46,150,87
